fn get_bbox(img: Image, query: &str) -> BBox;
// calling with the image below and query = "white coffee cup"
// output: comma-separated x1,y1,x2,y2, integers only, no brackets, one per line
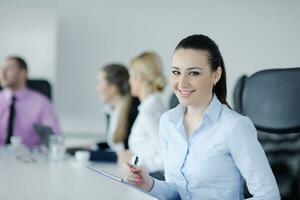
10,136,22,148
75,151,91,165
49,135,65,161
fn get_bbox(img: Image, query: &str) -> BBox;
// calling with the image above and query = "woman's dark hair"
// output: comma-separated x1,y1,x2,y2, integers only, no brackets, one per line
101,64,130,96
101,63,133,144
175,34,229,106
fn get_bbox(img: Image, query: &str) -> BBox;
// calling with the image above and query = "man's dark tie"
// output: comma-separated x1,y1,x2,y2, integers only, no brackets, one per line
5,96,16,144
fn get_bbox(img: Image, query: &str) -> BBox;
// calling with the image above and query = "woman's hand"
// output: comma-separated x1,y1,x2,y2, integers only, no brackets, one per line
117,150,133,166
123,163,154,192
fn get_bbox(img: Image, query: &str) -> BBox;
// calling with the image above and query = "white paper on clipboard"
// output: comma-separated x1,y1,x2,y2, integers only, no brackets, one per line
86,165,156,199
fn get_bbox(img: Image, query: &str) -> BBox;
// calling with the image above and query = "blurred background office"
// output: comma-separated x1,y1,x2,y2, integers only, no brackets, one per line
0,0,299,199
1,0,299,141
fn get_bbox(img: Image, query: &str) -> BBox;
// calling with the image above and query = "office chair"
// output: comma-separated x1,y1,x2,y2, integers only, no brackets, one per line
169,93,179,109
232,75,247,113
233,68,300,199
27,79,52,100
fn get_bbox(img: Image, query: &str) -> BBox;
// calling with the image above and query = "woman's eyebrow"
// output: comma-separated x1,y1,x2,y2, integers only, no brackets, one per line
171,66,203,71
186,67,203,71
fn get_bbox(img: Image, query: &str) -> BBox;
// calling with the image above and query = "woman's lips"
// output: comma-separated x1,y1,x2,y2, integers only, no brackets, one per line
177,88,196,98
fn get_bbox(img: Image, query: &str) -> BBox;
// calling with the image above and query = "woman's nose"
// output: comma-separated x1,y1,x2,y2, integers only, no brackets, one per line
178,75,189,87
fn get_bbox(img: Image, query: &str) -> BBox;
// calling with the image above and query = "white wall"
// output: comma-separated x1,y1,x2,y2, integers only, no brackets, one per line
0,5,57,84
1,0,300,136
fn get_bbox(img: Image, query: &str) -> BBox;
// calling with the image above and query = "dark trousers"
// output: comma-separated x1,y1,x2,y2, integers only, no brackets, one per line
90,150,117,162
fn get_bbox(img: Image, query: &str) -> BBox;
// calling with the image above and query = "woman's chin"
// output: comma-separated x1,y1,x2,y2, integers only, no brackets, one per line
177,97,195,107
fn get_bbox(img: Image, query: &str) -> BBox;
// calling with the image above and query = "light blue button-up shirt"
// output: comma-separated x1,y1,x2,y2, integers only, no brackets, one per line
149,94,280,200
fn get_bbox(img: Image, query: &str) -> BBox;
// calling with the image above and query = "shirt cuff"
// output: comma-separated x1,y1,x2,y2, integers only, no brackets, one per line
149,178,165,196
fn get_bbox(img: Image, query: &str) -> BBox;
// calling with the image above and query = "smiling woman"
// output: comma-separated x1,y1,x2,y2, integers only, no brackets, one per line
172,34,228,107
123,34,280,200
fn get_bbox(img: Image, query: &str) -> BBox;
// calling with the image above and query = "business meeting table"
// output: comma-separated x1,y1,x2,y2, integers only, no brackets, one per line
0,146,155,200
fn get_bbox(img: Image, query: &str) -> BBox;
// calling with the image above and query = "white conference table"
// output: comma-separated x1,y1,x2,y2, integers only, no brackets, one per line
0,147,155,200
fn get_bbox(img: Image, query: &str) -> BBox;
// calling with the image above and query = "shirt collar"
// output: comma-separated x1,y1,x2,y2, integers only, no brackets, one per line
204,94,223,123
3,87,29,101
168,94,223,125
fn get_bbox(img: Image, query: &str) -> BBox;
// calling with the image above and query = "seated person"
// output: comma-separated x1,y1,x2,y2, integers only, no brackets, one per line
0,56,60,147
67,64,139,162
118,52,167,179
123,34,280,200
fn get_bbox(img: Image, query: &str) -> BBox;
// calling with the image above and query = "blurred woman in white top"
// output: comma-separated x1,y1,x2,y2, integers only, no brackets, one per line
118,52,167,176
67,64,139,162
95,64,139,154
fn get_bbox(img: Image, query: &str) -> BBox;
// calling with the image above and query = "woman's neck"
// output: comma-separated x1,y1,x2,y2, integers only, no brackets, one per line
109,94,124,109
186,93,213,122
138,84,156,102
184,93,213,137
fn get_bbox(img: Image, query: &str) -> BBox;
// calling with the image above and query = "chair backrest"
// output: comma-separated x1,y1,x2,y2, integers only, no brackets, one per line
241,68,300,133
234,68,300,198
27,79,52,100
169,93,179,109
233,75,247,113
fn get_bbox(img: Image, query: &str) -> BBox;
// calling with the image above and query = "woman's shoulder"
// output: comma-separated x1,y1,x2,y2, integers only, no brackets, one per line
220,105,256,136
159,104,185,129
220,105,253,128
159,109,172,124
220,105,247,123
140,93,167,115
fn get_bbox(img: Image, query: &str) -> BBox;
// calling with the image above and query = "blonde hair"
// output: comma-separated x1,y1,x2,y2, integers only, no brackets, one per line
130,52,166,92
113,94,132,143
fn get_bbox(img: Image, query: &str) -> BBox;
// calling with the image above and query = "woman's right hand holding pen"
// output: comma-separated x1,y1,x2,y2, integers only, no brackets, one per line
123,163,154,192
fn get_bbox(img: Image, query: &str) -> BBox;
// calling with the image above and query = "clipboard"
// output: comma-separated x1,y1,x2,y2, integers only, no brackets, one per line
86,166,124,183
86,166,156,199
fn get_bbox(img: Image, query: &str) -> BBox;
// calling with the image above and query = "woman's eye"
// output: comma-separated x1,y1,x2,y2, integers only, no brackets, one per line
172,70,180,75
189,71,200,76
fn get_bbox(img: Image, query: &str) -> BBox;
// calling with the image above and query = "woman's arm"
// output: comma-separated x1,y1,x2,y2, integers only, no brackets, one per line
124,114,180,200
147,114,180,199
129,111,164,172
227,116,280,200
124,164,180,200
149,178,180,200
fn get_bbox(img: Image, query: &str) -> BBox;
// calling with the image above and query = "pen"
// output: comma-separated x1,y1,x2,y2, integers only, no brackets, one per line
133,156,139,166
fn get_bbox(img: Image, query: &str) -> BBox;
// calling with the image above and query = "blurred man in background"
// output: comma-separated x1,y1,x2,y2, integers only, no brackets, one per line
0,56,60,147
